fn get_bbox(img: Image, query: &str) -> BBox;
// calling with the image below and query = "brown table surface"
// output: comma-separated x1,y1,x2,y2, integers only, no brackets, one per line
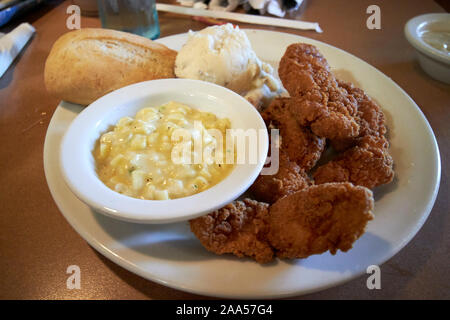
0,0,449,300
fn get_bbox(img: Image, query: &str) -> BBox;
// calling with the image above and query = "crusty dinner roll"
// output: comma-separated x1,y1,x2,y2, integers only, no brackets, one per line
44,28,177,105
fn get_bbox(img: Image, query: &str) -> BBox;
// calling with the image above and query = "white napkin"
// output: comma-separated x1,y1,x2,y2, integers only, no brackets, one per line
0,22,35,78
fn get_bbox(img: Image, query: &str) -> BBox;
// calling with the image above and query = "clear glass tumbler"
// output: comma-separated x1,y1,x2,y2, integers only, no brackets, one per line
97,0,160,39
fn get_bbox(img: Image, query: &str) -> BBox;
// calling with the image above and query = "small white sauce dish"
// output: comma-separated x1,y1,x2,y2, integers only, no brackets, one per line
60,79,268,224
405,13,450,84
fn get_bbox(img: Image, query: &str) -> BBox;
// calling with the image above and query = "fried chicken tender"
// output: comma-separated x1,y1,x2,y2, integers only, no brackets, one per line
249,151,312,204
189,44,394,264
268,182,374,259
278,43,359,140
189,199,274,263
262,98,325,170
313,135,394,189
191,184,375,263
331,80,387,151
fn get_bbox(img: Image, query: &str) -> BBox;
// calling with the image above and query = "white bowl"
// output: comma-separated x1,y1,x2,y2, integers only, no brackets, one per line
404,13,450,84
60,79,268,224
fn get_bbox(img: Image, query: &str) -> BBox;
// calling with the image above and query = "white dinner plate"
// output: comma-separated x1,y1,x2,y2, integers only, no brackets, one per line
43,30,441,298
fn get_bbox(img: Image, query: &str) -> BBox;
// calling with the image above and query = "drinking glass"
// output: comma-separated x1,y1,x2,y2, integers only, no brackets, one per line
97,0,160,39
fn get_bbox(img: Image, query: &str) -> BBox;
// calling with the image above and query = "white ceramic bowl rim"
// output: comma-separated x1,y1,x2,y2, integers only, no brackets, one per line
404,13,450,65
60,79,268,224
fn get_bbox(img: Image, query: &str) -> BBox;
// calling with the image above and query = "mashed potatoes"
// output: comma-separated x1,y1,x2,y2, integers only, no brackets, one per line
94,102,234,200
175,24,282,109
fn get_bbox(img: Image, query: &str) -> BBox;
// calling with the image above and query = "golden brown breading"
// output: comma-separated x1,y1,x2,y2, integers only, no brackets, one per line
262,98,325,170
268,183,374,259
249,151,312,204
278,43,334,96
313,135,394,189
331,80,387,151
191,184,376,263
189,43,394,265
278,43,359,140
189,199,274,263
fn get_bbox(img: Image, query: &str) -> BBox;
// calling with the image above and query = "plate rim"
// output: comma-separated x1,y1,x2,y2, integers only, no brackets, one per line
43,29,441,299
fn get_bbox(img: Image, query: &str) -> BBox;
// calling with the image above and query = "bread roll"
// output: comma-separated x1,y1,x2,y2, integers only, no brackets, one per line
44,28,177,105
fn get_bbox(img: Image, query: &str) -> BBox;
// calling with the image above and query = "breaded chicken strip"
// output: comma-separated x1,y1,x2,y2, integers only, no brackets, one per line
249,150,312,204
331,80,387,151
262,98,325,170
189,199,274,263
278,43,359,140
268,183,374,259
313,135,394,189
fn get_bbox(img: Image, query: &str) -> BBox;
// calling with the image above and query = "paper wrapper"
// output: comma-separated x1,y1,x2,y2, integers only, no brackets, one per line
0,22,35,78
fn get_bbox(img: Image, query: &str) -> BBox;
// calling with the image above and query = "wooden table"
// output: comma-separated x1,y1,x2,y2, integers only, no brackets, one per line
0,0,448,299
